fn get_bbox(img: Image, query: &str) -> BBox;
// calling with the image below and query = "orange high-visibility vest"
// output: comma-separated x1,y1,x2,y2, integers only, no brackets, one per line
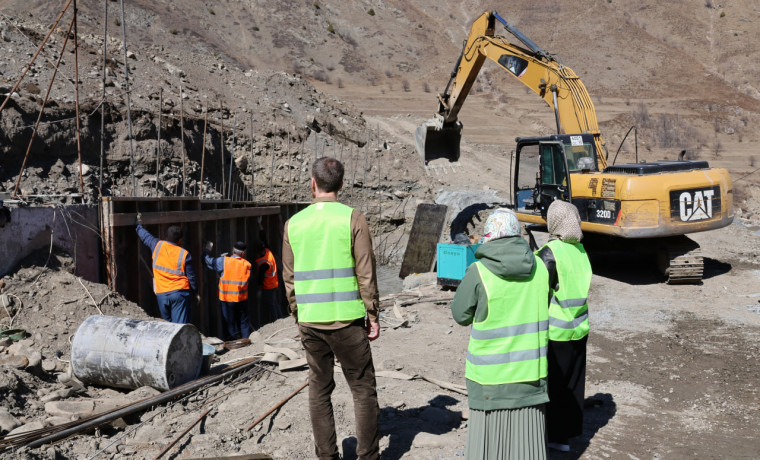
152,241,190,294
255,248,279,290
219,255,251,302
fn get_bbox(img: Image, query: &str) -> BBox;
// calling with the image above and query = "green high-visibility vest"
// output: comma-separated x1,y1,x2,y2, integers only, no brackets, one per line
466,258,549,385
542,239,591,341
288,201,366,323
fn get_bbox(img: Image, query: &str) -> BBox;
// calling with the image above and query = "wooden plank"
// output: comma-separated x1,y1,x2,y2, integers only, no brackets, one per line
398,203,448,278
109,206,281,227
279,358,308,371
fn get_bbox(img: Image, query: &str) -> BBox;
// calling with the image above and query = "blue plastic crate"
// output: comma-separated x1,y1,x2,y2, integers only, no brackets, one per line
437,243,481,286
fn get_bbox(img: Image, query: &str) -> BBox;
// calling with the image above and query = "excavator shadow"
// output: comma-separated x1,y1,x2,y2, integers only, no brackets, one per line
587,250,663,286
587,251,732,285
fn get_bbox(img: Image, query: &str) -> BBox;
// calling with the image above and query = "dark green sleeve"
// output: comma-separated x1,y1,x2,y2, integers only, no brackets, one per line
451,264,483,326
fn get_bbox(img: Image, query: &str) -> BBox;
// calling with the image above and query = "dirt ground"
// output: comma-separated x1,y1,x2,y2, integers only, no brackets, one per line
2,1,760,458
1,218,760,459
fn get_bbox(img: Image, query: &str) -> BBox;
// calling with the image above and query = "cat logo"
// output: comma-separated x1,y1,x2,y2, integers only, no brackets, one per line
677,189,716,221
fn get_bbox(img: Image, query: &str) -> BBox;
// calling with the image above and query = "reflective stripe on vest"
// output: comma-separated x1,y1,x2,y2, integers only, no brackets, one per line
219,255,251,302
152,241,190,294
543,239,591,341
255,248,279,290
288,201,365,323
466,258,549,385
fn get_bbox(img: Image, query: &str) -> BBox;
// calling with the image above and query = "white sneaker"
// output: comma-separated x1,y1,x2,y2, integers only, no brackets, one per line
547,442,570,452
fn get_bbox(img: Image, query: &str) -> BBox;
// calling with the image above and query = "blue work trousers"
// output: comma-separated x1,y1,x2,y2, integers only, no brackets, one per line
221,300,251,340
156,290,192,324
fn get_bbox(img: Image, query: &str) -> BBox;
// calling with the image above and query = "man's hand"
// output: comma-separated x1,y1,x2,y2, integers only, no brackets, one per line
366,320,380,341
136,212,143,225
195,294,201,305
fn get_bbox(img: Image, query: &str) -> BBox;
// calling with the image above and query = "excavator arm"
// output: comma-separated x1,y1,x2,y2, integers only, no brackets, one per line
416,11,607,169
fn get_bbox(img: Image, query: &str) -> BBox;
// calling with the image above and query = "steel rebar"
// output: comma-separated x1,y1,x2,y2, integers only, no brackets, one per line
180,83,186,195
244,381,308,432
362,132,370,212
73,0,84,196
250,111,255,201
99,0,108,195
350,144,358,207
219,100,226,198
227,109,236,199
6,358,261,452
0,0,72,113
295,139,304,202
269,112,276,201
287,127,292,200
118,0,136,195
199,102,209,199
12,15,76,199
152,407,211,460
155,88,162,195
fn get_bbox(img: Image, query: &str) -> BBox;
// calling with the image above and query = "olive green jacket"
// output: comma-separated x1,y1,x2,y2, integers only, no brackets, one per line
450,236,549,411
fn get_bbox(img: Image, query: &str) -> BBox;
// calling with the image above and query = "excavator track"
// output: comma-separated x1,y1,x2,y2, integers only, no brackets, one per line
659,237,703,284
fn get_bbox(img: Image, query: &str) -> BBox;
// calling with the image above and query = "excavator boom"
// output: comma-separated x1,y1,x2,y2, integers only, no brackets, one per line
416,11,606,168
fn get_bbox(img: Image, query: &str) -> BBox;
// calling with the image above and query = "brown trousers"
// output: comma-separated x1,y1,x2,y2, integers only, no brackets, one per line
300,320,380,460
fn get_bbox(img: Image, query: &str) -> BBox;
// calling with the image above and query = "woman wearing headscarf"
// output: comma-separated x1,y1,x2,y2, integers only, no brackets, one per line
537,200,592,452
451,208,549,460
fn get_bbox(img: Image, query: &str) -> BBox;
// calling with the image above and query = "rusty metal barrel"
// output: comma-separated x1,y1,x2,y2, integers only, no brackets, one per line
71,315,202,391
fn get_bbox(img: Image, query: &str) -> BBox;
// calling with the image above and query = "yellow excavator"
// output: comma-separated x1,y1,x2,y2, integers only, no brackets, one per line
415,10,734,283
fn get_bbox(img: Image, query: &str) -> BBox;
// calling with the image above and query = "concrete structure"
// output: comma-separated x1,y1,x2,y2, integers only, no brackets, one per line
0,204,100,282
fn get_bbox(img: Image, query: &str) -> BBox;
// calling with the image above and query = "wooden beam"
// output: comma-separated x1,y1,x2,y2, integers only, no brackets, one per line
110,206,281,227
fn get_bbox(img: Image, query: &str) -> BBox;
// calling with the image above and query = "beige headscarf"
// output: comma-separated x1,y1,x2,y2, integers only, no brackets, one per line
547,200,583,243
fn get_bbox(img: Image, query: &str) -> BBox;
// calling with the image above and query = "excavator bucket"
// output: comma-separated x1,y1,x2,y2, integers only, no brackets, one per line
414,120,462,164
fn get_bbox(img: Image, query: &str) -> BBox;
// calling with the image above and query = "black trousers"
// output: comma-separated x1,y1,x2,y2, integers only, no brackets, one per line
546,335,588,443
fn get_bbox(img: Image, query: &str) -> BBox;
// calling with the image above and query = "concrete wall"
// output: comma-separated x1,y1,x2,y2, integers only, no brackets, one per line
0,204,100,282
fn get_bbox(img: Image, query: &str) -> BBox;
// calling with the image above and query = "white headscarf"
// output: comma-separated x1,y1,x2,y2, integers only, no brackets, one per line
480,208,521,243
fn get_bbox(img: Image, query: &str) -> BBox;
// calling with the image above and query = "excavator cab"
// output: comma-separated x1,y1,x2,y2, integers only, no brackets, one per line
514,136,581,218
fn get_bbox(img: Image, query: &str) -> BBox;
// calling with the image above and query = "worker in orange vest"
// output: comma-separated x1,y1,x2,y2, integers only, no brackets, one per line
253,241,283,328
204,241,252,340
136,218,198,324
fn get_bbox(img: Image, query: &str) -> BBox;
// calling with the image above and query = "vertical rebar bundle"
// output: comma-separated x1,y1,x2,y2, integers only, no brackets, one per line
180,83,186,196
219,101,226,198
249,112,255,201
99,0,108,194
119,0,136,195
227,110,236,199
155,88,162,195
199,103,209,199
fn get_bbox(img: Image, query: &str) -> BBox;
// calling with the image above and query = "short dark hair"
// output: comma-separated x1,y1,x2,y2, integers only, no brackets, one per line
312,157,344,193
166,225,183,243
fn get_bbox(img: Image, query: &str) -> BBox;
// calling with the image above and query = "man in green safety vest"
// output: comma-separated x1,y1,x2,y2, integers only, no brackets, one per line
451,208,550,459
282,156,380,460
536,200,592,453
